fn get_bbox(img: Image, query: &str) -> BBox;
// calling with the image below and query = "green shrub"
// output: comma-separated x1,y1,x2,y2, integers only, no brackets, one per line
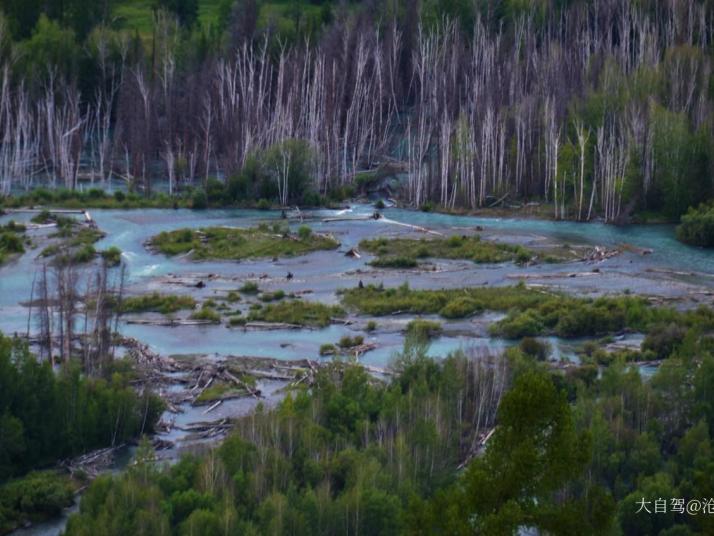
319,343,337,356
101,246,122,266
446,235,463,248
191,189,208,210
493,310,545,338
150,226,339,260
257,198,271,210
298,225,312,240
260,290,286,302
370,256,418,268
642,323,687,359
121,293,197,314
71,244,96,263
228,315,246,326
338,335,364,348
240,281,260,294
248,300,345,327
0,471,74,533
676,203,714,247
406,319,443,339
519,337,551,361
439,297,483,319
190,307,221,323
0,232,24,254
31,210,53,224
365,320,377,331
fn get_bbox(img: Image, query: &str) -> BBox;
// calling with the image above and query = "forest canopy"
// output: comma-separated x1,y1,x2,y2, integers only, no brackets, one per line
0,0,711,229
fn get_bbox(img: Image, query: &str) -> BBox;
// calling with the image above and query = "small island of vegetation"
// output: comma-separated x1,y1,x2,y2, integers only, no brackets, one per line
149,224,339,261
361,234,541,267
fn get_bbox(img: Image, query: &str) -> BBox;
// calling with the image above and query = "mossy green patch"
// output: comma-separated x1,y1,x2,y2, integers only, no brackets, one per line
0,220,26,266
247,300,345,327
149,226,339,260
340,282,696,339
121,293,197,315
360,235,537,266
406,319,443,339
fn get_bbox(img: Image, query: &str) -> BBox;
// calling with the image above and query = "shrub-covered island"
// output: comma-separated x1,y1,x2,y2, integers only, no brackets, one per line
149,225,339,260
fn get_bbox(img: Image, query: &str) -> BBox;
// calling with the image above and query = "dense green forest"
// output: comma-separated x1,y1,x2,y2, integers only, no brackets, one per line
0,333,163,533
61,321,714,535
0,0,713,241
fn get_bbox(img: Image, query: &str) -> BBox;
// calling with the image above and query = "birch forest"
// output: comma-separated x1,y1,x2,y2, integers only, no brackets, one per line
0,0,712,221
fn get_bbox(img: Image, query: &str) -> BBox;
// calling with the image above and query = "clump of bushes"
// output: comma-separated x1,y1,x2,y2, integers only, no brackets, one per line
100,246,122,266
191,189,208,210
297,225,312,240
338,335,364,348
370,256,418,269
248,300,345,327
319,343,337,356
492,310,545,338
439,297,484,319
260,290,286,302
70,244,96,264
190,306,221,323
519,337,552,361
676,203,714,247
0,226,25,265
149,226,339,260
360,235,540,265
0,471,74,533
121,293,197,315
240,281,260,294
228,316,245,327
406,319,443,339
642,323,687,359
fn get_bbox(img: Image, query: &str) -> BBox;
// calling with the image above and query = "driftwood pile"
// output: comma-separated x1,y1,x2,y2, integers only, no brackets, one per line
62,445,123,479
585,245,621,262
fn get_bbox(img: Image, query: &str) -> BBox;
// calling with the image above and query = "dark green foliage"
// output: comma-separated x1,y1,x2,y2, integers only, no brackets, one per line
406,319,443,339
100,246,122,266
677,203,714,247
0,220,25,265
642,323,687,359
156,0,199,27
519,336,551,361
342,282,701,341
190,189,207,210
0,334,163,482
239,281,259,294
247,299,345,327
149,226,339,260
120,292,197,314
340,283,541,318
319,343,337,355
369,255,419,268
361,235,540,265
338,335,364,348
439,296,484,319
189,305,221,323
0,471,74,534
64,351,510,535
258,289,285,302
416,370,605,534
